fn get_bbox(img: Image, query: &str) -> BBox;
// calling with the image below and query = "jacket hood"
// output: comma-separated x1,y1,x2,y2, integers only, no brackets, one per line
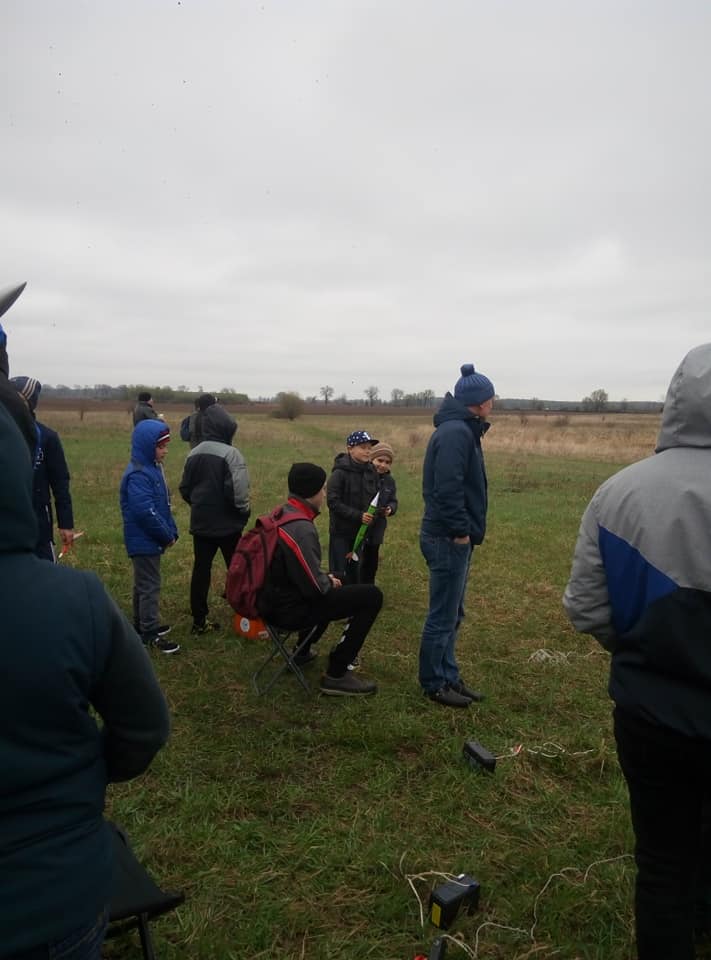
200,404,237,444
332,451,369,472
433,392,481,427
0,401,37,552
656,343,711,452
130,419,170,466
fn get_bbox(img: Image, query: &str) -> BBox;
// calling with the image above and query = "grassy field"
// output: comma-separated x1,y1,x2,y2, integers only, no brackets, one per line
44,407,664,959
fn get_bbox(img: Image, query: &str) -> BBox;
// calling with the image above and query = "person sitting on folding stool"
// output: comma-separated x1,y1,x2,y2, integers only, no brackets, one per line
258,462,383,697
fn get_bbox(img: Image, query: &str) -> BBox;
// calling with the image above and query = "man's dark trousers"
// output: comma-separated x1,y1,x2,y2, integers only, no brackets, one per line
614,707,711,959
190,531,241,624
296,584,383,676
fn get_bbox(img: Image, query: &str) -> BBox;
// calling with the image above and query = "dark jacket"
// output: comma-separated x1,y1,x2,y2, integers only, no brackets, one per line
368,471,398,546
564,343,711,739
326,452,379,540
120,420,178,556
258,496,332,628
421,392,489,543
32,420,74,549
132,400,158,425
0,401,170,957
179,405,250,538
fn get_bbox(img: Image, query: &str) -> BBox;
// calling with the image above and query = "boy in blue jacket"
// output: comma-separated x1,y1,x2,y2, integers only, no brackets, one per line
120,419,179,653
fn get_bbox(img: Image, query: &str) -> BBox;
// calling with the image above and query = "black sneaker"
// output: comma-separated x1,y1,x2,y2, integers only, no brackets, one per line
450,679,485,703
191,619,219,635
320,673,377,696
426,685,470,708
142,633,180,654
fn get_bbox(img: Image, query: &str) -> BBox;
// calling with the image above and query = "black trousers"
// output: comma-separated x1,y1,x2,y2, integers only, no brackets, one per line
190,531,241,624
614,707,711,960
359,542,380,584
298,584,383,677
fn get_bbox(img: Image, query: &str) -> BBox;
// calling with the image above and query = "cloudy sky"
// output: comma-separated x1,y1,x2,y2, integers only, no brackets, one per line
3,1,710,401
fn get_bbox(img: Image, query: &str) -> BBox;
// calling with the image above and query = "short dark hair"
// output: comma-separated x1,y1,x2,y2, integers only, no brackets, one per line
138,391,152,402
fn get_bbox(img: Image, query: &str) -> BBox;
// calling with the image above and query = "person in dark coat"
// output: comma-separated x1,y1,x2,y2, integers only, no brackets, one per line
326,429,379,583
256,462,382,696
419,362,494,709
132,391,159,425
0,385,170,960
179,402,250,634
10,375,75,562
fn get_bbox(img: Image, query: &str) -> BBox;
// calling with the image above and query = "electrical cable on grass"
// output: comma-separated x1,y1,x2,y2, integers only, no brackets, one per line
528,648,598,664
494,741,594,761
401,854,634,956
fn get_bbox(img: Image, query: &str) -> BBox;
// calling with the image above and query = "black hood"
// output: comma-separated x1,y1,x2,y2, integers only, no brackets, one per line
200,404,237,444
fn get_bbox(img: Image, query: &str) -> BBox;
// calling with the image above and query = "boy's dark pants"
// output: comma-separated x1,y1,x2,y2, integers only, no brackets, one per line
132,555,161,635
298,584,383,676
613,707,711,959
359,542,380,584
190,531,241,624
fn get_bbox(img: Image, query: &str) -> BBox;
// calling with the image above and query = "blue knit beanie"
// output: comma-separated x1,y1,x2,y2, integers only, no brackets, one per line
453,363,495,407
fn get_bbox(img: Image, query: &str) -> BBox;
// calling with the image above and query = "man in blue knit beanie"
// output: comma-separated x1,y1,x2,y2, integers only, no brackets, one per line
419,362,495,708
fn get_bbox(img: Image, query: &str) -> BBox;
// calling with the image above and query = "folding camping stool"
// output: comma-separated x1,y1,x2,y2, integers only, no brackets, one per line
252,622,320,696
105,821,185,960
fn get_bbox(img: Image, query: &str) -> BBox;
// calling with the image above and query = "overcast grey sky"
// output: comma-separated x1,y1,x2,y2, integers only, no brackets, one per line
3,1,710,401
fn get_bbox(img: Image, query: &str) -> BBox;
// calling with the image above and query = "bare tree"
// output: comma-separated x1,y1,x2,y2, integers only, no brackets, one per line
391,387,404,405
582,388,608,413
320,385,334,405
364,385,379,407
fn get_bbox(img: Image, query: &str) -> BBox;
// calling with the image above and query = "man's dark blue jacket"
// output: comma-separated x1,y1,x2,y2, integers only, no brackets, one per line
421,392,489,543
0,403,170,956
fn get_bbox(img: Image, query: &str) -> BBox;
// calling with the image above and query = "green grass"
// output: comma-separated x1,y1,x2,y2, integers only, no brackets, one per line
50,410,640,959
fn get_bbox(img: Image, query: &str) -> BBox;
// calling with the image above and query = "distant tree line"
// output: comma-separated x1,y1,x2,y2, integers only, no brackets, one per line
37,382,663,416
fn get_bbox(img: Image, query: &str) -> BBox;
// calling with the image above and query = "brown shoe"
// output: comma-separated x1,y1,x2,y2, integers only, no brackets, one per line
320,672,377,696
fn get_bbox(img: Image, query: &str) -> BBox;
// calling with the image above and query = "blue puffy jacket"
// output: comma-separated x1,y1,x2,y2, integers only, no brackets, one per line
120,420,178,556
421,392,489,543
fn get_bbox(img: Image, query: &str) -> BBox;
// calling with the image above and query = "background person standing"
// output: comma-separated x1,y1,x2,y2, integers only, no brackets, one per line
179,402,250,635
132,390,159,425
419,362,494,708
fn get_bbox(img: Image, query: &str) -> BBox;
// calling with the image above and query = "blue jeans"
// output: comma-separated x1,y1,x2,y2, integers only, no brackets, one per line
419,532,473,693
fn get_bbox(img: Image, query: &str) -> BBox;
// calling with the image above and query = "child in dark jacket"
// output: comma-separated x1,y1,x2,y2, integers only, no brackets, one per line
120,419,179,653
360,441,398,584
326,429,379,583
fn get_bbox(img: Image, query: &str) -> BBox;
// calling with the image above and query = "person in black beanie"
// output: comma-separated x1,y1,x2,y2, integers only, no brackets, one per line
132,391,159,426
257,462,383,696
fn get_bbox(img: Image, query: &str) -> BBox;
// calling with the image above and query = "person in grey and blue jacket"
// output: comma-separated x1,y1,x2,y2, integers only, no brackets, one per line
564,343,711,960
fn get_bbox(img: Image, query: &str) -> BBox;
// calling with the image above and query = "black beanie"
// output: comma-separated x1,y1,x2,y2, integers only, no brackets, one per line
288,462,327,499
197,392,218,412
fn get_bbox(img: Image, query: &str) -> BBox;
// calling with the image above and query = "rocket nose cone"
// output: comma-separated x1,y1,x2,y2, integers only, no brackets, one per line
0,282,27,320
